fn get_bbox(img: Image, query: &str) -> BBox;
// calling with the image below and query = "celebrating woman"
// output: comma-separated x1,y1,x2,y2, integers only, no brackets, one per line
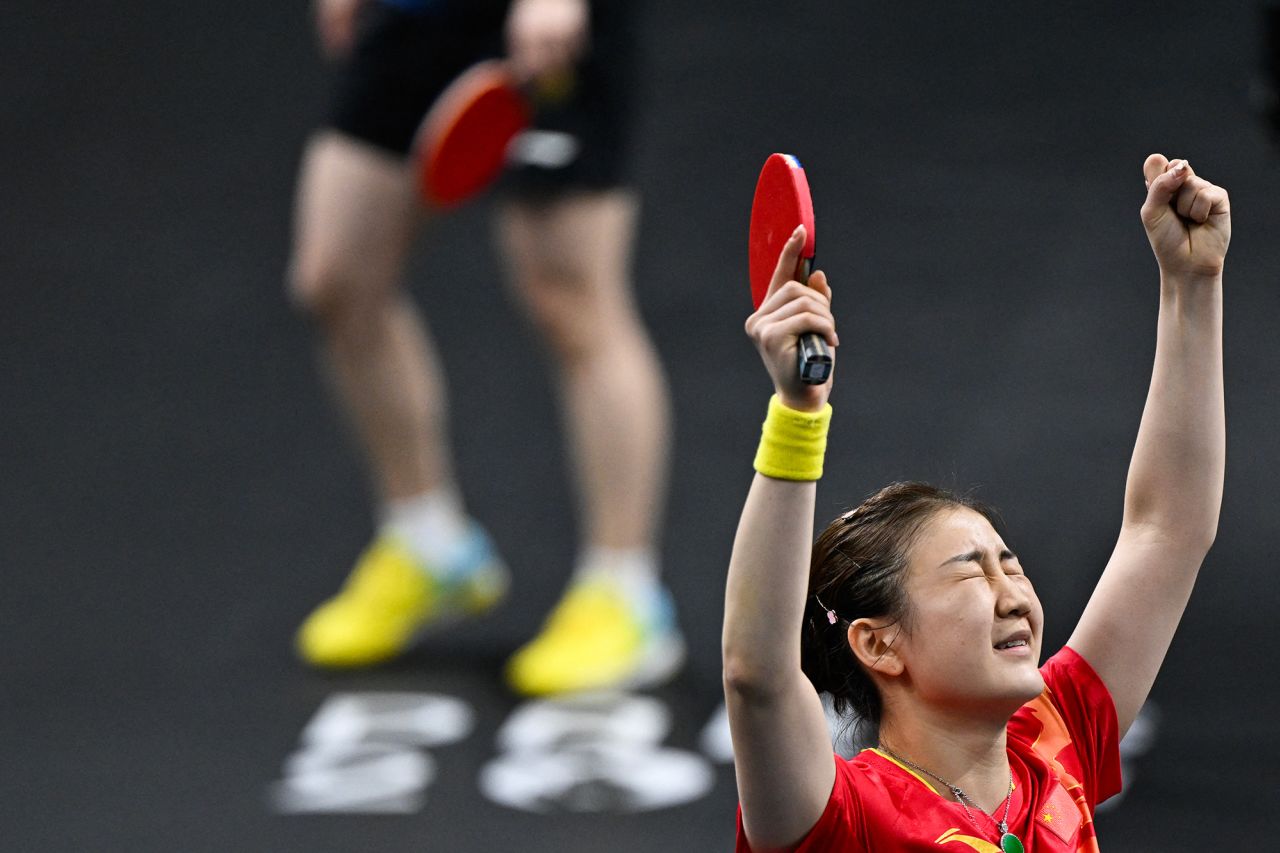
724,154,1228,851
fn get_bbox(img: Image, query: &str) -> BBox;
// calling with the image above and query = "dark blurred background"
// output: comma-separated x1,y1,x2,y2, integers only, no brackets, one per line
4,1,1278,850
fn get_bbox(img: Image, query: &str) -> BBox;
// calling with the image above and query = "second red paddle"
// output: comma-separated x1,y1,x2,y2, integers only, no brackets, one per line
412,60,532,208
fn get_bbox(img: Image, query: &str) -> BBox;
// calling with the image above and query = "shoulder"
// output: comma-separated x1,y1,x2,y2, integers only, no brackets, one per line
850,749,950,814
1011,646,1117,741
736,754,871,853
797,752,929,849
1040,645,1113,698
1008,646,1124,808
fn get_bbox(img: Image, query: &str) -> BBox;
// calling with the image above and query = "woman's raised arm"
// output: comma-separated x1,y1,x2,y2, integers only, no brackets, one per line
1068,155,1229,735
724,227,844,850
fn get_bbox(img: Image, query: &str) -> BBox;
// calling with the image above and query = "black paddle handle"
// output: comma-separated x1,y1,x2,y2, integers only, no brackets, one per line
796,258,832,385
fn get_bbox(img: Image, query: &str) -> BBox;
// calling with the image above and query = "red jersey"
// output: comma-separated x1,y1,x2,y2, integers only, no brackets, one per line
736,646,1122,852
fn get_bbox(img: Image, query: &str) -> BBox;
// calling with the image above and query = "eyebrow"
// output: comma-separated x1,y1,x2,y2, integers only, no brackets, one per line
938,548,1018,568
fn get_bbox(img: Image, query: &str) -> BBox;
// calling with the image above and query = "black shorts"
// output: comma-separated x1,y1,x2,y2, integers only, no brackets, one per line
330,0,635,197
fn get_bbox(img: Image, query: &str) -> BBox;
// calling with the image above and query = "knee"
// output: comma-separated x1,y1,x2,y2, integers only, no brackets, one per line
285,256,384,344
287,253,336,317
521,273,608,363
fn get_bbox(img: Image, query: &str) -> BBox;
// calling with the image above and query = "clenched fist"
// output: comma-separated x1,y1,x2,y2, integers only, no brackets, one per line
1141,154,1231,281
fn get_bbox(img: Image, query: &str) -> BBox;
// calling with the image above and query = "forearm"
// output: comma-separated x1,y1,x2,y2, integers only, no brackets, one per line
722,473,816,697
1122,273,1225,549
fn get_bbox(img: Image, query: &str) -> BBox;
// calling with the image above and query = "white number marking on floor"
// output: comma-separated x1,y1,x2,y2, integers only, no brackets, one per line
270,692,473,814
480,692,713,813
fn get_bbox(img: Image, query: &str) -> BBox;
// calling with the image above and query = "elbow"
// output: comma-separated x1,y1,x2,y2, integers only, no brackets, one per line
1123,492,1222,556
1121,515,1219,558
1180,506,1221,555
722,653,784,704
1198,519,1219,554
1175,515,1221,557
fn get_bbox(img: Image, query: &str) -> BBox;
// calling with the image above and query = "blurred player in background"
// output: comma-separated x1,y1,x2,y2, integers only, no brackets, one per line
289,0,682,695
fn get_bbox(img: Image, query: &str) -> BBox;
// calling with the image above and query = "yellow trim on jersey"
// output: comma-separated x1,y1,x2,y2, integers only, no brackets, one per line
866,748,940,795
935,828,1002,852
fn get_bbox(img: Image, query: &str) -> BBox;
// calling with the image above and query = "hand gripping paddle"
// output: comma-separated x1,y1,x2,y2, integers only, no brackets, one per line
748,153,832,385
413,60,533,208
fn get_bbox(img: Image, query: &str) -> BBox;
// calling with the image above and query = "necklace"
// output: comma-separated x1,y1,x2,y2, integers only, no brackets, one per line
878,745,1023,853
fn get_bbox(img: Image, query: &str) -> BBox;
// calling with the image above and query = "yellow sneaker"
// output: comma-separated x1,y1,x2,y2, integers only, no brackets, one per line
505,580,685,696
296,529,508,668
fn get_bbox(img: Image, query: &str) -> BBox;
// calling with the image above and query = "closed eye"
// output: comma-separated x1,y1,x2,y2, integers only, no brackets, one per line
999,549,1026,573
941,549,1028,579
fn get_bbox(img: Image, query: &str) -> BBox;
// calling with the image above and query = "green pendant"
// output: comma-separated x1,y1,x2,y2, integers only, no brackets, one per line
999,833,1024,853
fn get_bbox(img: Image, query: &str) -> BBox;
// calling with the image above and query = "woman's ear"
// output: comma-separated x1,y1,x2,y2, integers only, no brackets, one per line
848,618,905,677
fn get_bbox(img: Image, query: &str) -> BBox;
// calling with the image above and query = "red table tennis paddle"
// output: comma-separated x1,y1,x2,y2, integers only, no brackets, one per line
413,60,533,208
749,153,831,385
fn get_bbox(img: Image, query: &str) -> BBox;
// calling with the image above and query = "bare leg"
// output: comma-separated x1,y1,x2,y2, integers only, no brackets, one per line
497,189,680,695
496,190,670,553
288,131,455,502
289,132,507,669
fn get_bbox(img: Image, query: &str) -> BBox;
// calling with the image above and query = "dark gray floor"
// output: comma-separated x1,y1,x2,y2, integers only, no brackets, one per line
5,1,1280,850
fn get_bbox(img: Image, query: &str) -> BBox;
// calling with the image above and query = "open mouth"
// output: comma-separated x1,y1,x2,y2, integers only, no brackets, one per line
993,630,1032,652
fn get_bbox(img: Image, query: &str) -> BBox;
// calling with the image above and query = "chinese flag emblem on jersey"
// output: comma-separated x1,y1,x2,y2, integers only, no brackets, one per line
1038,783,1083,845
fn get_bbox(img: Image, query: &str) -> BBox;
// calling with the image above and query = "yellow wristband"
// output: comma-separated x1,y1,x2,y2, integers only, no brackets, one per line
753,395,832,481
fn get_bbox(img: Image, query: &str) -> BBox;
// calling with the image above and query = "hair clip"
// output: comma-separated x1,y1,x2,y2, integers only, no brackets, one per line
814,594,839,625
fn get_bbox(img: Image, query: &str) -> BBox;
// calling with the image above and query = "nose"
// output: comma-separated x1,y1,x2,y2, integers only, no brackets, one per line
994,572,1033,619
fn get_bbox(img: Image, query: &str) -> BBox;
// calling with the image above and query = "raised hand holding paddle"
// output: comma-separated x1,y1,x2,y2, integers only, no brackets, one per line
749,154,832,385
